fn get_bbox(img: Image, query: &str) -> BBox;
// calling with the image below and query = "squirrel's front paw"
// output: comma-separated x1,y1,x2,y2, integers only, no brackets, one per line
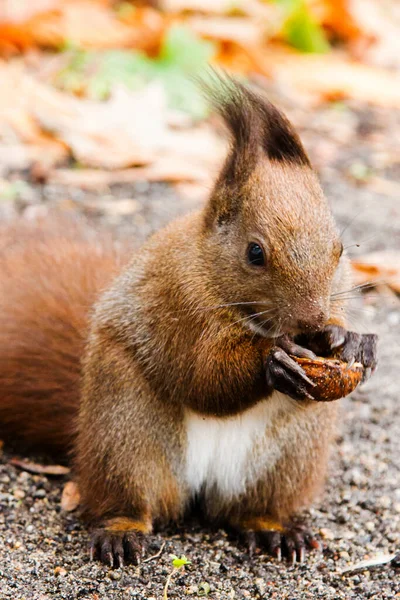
297,325,378,383
265,344,317,401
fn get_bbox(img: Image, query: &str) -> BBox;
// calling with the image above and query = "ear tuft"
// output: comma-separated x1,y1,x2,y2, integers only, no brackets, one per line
200,70,311,180
200,71,311,228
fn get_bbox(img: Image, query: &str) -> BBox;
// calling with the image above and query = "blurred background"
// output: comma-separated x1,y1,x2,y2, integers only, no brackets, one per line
0,0,399,284
0,1,399,598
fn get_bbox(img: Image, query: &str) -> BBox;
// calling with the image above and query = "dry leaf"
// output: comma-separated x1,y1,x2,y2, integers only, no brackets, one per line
0,62,68,169
10,458,70,475
260,46,400,108
160,0,235,14
187,16,266,47
0,0,61,23
48,159,212,188
61,481,81,512
0,1,164,53
308,0,366,43
47,122,224,183
0,23,33,56
161,0,277,20
32,82,169,169
0,62,174,170
352,252,400,294
327,0,400,69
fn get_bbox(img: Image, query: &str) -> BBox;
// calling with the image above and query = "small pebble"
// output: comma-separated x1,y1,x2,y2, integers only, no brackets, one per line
33,489,46,499
320,528,335,541
109,571,121,581
13,489,25,500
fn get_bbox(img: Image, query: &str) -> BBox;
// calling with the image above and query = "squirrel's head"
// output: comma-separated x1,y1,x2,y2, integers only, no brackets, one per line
201,75,349,337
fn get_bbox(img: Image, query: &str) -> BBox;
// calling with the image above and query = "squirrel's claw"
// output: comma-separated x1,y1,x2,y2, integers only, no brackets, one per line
296,325,378,383
265,347,316,401
89,529,145,567
242,524,320,564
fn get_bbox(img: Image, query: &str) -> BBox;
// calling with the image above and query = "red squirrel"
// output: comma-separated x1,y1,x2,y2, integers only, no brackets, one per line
0,77,377,566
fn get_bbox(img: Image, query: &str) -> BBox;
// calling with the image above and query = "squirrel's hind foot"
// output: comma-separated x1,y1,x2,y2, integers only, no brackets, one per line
237,518,321,564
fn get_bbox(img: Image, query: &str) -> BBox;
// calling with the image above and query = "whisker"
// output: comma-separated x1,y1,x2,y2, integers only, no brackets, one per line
343,232,381,251
218,307,277,336
343,243,361,251
331,295,381,302
346,307,376,316
249,313,278,342
171,300,270,315
339,209,364,239
331,281,384,297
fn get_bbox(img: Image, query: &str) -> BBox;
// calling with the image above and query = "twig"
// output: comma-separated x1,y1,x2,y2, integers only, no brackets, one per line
143,541,166,564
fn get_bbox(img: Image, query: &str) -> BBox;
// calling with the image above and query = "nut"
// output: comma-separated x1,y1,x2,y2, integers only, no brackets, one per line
292,356,363,402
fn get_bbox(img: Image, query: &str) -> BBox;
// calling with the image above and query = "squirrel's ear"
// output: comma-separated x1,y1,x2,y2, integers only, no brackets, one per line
202,73,311,226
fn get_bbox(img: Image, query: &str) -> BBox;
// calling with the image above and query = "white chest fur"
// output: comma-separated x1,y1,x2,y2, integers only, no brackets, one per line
184,392,293,500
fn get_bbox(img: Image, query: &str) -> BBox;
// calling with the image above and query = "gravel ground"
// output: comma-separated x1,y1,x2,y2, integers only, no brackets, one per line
0,99,399,599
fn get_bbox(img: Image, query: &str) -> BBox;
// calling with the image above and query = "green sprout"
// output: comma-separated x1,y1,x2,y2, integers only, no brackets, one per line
55,26,216,119
163,554,192,599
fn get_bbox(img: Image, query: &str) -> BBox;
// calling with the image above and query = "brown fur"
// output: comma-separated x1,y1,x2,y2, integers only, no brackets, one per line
0,78,351,540
104,517,152,534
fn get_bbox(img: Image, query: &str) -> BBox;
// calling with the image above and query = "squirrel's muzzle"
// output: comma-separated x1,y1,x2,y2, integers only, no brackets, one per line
285,299,329,334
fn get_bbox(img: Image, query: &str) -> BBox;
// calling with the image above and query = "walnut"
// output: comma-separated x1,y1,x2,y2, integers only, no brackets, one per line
292,357,363,402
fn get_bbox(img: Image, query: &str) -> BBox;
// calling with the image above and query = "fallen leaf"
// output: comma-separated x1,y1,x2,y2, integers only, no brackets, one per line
328,0,400,70
33,82,168,169
352,252,400,294
61,481,81,512
309,0,367,44
48,157,213,188
160,0,235,13
46,122,224,184
187,16,266,47
0,62,68,170
260,46,400,108
0,0,61,23
160,0,277,19
10,458,70,475
0,23,33,56
0,1,164,53
0,62,170,169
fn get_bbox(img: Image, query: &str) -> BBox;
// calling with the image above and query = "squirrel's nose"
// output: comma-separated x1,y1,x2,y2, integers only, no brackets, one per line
290,298,329,333
296,305,329,333
283,299,329,334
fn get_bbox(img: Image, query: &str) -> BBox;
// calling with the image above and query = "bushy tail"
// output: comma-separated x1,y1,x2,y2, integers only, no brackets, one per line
0,214,131,458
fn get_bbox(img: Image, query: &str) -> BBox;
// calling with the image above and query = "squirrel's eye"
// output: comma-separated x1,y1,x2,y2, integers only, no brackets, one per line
247,243,265,267
339,242,344,257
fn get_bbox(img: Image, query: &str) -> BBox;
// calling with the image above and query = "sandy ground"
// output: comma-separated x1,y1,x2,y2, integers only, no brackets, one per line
0,99,399,599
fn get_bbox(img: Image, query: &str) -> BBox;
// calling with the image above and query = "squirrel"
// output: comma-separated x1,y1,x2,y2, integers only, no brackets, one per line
0,76,377,566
